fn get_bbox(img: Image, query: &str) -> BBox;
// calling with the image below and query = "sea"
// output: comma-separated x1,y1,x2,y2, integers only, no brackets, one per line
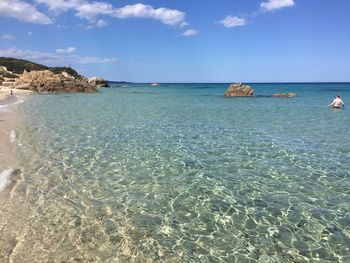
1,83,350,262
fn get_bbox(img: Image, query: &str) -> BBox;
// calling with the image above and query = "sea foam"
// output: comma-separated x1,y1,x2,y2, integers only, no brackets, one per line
0,96,24,112
0,168,13,192
10,130,16,142
0,105,9,112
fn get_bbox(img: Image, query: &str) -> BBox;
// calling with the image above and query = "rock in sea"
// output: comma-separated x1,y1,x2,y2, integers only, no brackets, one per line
224,83,254,97
88,77,110,88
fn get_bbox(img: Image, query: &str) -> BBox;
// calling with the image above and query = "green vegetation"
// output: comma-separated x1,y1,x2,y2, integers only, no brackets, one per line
2,72,19,78
0,57,48,74
0,57,81,77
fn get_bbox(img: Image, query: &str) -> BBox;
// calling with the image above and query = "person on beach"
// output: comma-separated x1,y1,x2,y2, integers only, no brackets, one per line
9,90,13,96
328,95,344,108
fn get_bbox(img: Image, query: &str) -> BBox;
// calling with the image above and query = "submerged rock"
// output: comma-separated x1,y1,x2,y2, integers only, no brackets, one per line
272,92,297,98
224,83,254,97
14,70,97,93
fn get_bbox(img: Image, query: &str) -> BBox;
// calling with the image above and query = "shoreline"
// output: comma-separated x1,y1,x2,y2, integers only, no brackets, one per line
0,99,28,260
0,87,31,259
0,87,31,190
0,109,18,192
0,86,33,101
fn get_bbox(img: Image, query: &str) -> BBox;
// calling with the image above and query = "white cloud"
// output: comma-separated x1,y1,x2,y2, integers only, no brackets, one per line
218,16,247,28
0,0,52,24
1,34,16,40
5,0,189,27
96,19,108,27
75,56,117,64
218,0,295,29
112,3,186,26
55,47,76,54
75,2,114,20
34,0,84,14
180,22,189,28
28,32,33,36
0,47,118,65
181,29,198,37
34,0,187,27
260,0,295,11
86,19,108,29
0,47,62,62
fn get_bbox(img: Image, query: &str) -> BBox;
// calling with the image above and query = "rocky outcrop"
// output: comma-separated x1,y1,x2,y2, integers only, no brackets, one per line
14,70,97,93
272,92,297,98
0,58,112,93
88,77,109,88
224,83,254,97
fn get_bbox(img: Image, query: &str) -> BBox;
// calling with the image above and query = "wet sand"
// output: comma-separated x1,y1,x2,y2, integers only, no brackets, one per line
0,86,33,97
0,108,18,171
0,90,28,261
0,87,30,168
0,112,20,262
0,93,10,101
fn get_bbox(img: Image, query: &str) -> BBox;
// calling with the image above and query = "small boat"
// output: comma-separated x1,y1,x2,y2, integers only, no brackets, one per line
150,83,160,87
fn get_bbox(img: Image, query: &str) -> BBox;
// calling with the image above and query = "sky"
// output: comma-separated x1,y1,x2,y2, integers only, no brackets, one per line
0,0,350,82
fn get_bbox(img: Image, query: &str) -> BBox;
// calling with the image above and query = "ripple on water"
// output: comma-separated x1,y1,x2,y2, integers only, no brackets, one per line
4,83,350,261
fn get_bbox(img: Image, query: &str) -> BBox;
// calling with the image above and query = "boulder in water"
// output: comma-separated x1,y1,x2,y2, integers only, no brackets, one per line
224,83,254,97
88,77,110,88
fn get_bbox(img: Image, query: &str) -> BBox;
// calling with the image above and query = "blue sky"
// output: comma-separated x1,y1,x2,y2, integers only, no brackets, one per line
0,0,349,82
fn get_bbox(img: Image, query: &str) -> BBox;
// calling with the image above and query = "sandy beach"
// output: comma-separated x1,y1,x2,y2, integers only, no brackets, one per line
0,86,33,97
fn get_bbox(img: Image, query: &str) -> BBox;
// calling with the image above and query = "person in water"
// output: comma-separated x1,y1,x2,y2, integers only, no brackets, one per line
328,95,344,108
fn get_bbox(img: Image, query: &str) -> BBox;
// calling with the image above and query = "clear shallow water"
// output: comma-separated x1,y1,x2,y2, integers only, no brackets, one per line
3,83,350,262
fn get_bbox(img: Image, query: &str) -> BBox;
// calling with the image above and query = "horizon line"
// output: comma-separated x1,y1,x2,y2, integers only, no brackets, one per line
107,81,350,84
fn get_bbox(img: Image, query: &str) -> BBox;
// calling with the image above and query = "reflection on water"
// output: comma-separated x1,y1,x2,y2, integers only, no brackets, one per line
1,83,350,262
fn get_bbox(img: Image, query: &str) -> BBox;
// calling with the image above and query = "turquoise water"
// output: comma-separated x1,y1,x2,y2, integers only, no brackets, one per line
5,83,350,261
